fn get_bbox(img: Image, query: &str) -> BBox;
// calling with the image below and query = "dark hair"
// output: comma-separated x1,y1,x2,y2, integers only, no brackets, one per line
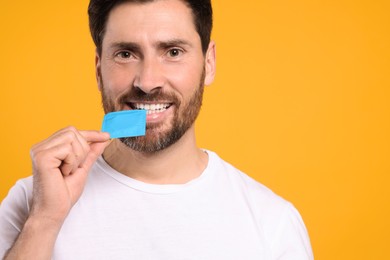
88,0,213,55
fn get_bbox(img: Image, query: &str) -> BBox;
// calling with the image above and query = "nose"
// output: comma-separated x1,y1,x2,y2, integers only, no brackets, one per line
133,57,165,93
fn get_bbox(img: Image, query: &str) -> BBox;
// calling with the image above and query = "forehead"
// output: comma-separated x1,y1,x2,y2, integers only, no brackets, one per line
103,0,199,46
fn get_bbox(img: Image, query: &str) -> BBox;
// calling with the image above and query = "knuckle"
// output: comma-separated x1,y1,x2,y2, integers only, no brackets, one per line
31,149,45,163
31,150,47,172
63,130,77,142
62,126,78,138
65,125,77,132
30,146,37,159
30,140,45,157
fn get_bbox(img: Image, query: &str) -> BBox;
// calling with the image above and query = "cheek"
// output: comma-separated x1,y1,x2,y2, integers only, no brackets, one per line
167,63,204,97
102,63,134,96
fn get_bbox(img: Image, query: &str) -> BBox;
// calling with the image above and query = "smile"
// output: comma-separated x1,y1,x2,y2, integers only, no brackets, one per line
131,103,172,115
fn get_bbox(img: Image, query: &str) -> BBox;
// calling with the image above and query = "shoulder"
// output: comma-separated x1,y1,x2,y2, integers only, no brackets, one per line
0,176,33,257
1,176,33,211
207,150,288,209
0,176,33,223
207,151,313,259
208,149,303,218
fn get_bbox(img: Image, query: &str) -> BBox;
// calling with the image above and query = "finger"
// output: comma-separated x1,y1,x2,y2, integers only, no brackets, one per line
69,131,91,167
33,142,74,174
64,140,110,198
80,130,110,143
71,130,90,158
31,128,109,173
67,131,109,174
81,140,111,172
59,141,90,176
53,129,87,172
60,151,77,176
32,126,83,152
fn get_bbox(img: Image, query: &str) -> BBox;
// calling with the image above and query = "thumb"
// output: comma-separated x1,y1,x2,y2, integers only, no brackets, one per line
64,140,110,205
81,140,111,172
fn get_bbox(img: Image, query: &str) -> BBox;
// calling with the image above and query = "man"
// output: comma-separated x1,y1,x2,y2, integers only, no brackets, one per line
0,0,313,259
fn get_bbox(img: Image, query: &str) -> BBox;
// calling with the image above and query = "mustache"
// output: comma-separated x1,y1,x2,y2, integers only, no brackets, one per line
115,88,181,110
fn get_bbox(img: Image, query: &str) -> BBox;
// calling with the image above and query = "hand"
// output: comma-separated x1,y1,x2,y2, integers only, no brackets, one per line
29,126,110,224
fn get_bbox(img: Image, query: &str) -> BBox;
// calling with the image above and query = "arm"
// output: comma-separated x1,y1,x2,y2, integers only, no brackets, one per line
4,127,110,259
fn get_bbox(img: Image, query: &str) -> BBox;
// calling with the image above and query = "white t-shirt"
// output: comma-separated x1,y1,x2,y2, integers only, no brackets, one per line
0,151,313,259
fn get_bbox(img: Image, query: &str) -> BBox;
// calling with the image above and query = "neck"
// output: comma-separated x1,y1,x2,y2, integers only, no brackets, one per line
102,127,208,184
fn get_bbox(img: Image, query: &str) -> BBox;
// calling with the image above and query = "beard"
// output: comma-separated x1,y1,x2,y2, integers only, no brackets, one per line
100,69,205,154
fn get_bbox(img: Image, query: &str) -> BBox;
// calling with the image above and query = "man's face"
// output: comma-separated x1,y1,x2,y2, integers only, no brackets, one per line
96,0,215,153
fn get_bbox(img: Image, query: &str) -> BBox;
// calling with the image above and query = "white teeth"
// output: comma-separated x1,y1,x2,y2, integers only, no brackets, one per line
133,103,170,114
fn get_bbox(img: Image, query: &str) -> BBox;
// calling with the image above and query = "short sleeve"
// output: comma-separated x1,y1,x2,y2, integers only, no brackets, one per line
270,203,314,260
0,177,33,258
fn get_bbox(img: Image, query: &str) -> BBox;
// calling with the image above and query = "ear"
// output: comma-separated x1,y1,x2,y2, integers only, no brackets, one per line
204,41,216,86
95,50,103,91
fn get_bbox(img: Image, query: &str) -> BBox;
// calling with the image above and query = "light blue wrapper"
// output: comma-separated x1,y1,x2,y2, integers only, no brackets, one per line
102,110,146,138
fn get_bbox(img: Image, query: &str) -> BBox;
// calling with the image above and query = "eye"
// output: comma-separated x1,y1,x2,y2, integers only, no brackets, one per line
115,51,132,59
167,48,183,58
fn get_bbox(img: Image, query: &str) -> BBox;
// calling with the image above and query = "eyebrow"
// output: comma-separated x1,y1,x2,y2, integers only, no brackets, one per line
109,42,141,53
156,39,193,49
108,39,193,52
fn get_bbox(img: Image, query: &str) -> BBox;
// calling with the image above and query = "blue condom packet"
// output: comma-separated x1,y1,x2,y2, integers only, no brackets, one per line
102,110,147,138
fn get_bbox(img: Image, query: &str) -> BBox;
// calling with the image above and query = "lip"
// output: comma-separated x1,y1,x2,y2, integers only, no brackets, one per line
125,102,174,124
144,105,174,123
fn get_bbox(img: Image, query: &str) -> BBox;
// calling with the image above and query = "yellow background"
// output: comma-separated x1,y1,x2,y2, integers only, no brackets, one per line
1,0,389,259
